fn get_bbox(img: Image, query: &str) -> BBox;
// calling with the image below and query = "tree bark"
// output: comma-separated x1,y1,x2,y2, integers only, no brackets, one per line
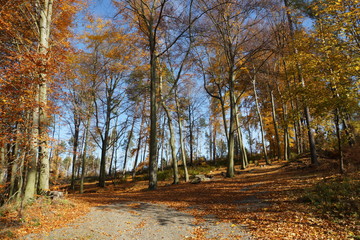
334,108,344,173
226,73,235,178
188,105,194,166
233,96,248,169
212,125,217,163
24,0,53,202
148,33,158,190
123,117,136,178
177,114,189,182
99,111,111,187
24,87,40,202
70,117,80,190
175,93,189,182
37,0,53,193
80,117,90,194
0,146,5,185
270,88,281,160
284,0,318,165
282,103,290,161
162,103,179,184
252,76,270,165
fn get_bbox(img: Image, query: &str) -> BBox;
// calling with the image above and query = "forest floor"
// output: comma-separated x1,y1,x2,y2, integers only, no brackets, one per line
1,157,359,239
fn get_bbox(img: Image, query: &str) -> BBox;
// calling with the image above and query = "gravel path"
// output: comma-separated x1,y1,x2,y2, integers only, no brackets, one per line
22,202,252,240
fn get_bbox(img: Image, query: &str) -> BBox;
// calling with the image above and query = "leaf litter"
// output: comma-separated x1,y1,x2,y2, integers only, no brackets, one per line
1,157,358,239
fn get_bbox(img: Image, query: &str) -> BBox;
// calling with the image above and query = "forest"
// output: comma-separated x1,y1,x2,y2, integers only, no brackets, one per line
0,0,359,214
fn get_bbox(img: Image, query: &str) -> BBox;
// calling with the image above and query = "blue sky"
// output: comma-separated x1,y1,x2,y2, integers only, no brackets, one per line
88,0,117,18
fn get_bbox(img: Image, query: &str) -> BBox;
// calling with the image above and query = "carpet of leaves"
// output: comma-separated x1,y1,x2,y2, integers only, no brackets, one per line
1,158,359,239
0,197,92,239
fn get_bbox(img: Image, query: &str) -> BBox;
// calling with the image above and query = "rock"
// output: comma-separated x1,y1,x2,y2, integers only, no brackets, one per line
48,191,64,200
191,174,211,184
191,178,201,184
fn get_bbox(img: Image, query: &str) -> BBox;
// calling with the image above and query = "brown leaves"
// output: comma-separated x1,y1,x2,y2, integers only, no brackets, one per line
2,159,358,239
0,197,92,239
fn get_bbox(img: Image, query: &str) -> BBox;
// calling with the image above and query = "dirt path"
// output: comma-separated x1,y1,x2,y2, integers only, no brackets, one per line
4,159,356,239
23,202,252,240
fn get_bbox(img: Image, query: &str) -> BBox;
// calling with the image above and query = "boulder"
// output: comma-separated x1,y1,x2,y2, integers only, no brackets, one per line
191,174,211,184
48,191,64,200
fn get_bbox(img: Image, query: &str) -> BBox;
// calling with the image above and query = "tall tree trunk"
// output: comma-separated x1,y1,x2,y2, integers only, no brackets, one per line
233,96,248,169
37,0,53,193
282,103,290,161
219,95,229,142
284,0,318,165
123,117,136,178
70,118,80,190
342,118,355,146
212,126,217,163
24,0,53,202
178,117,189,182
148,35,158,190
208,119,213,162
247,125,253,158
334,108,344,173
252,76,269,165
159,116,166,172
24,87,40,202
99,119,110,187
227,73,235,178
162,103,179,184
15,152,25,202
98,94,113,187
113,143,119,178
132,136,142,179
0,146,5,185
175,94,189,182
280,57,294,158
142,137,147,164
188,106,194,166
270,89,281,160
132,124,144,178
80,117,90,194
9,129,19,197
109,117,119,176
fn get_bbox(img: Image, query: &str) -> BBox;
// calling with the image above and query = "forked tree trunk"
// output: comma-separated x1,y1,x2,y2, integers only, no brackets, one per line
233,100,248,169
175,93,189,182
123,117,136,178
80,117,90,194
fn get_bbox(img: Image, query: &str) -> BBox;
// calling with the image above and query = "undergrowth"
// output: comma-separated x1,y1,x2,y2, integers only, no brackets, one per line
302,176,360,220
134,163,218,182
